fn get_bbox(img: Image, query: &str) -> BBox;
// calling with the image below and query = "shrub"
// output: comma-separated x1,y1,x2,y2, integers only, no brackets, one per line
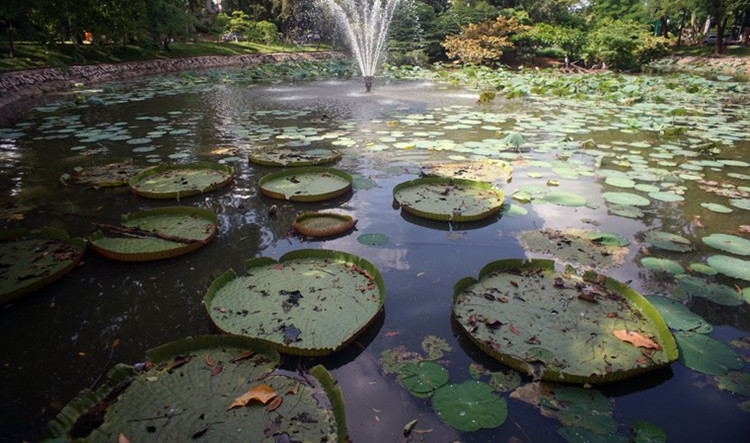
584,19,669,71
247,20,279,44
442,15,529,65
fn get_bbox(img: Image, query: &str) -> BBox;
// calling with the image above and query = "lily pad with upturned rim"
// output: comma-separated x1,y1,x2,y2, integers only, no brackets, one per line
292,212,356,238
249,148,341,167
393,177,504,222
432,381,507,432
68,158,143,187
452,259,677,383
258,167,352,202
0,228,86,304
89,206,218,261
43,335,346,442
204,249,384,356
128,163,234,199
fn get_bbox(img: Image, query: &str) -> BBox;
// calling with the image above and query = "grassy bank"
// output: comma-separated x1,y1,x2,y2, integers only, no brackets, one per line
0,41,328,72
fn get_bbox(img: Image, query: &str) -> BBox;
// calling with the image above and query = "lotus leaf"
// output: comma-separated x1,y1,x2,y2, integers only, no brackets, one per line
605,177,636,188
398,361,449,398
543,191,587,207
641,257,685,274
715,371,750,396
69,158,142,187
544,386,617,434
44,335,346,442
631,420,667,443
393,177,504,222
452,259,677,383
1,228,86,304
357,233,389,246
292,212,356,237
500,204,528,216
674,332,743,376
602,192,651,207
258,167,352,202
432,381,507,432
587,232,630,247
643,231,692,252
700,202,733,213
702,233,750,256
204,250,384,356
707,255,750,281
517,229,629,269
648,191,685,202
644,295,712,332
421,159,512,183
609,204,645,218
129,163,234,199
558,427,629,443
90,207,217,261
676,276,745,306
421,335,452,360
688,263,717,276
730,198,750,210
249,148,341,167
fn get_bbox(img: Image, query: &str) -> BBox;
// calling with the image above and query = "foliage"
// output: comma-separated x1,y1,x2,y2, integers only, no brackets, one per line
443,14,529,65
525,22,586,63
584,19,670,71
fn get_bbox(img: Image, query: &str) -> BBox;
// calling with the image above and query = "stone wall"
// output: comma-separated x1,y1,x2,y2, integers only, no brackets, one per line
0,52,342,111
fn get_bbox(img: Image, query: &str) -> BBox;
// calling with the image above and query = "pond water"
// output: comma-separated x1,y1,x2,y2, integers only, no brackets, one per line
1,68,749,442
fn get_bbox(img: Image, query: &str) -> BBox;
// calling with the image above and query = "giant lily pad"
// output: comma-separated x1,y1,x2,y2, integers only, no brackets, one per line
249,148,341,167
702,233,750,256
292,212,356,237
421,159,513,183
452,259,677,383
44,335,346,442
517,229,629,269
68,158,143,187
204,249,384,356
129,163,234,199
258,167,352,202
1,228,86,304
89,207,218,261
674,332,743,376
707,255,750,281
393,177,505,222
432,381,507,432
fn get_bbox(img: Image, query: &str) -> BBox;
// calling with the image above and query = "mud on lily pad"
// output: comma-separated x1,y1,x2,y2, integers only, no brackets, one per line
517,229,630,270
452,259,677,383
393,177,505,222
129,163,234,199
66,158,143,187
204,249,384,356
44,335,346,442
1,228,86,304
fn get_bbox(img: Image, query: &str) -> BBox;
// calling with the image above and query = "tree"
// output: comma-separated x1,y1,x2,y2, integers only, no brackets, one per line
588,0,647,23
442,14,529,65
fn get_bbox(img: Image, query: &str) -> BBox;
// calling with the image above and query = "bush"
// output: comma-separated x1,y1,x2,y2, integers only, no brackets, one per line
247,20,279,44
387,49,430,67
442,15,529,65
584,19,669,71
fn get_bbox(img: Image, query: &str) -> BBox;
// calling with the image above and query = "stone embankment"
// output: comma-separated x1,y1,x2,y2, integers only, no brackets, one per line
0,51,341,111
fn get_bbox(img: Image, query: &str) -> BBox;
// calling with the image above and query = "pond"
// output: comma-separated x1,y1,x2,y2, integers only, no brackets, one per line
1,65,749,441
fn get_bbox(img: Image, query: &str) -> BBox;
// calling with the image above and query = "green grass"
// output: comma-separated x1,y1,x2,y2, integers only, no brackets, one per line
0,40,330,72
671,44,750,57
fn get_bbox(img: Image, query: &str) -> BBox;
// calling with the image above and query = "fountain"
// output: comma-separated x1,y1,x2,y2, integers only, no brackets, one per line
320,0,401,92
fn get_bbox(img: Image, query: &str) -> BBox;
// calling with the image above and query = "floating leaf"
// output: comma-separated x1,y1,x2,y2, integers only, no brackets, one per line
700,202,733,214
558,426,629,443
249,148,340,167
68,158,143,187
707,255,750,281
518,229,629,270
644,295,712,332
715,371,750,396
609,204,645,218
432,381,507,431
641,257,685,274
292,212,356,238
398,361,449,398
393,177,504,222
587,232,630,247
688,263,717,276
631,420,667,443
602,192,651,207
227,384,277,410
674,332,743,376
643,231,692,252
421,335,452,360
702,233,750,256
543,191,587,207
676,276,745,306
648,191,685,202
548,386,617,434
421,159,512,183
730,198,750,211
613,330,662,350
357,233,389,246
258,167,352,202
129,163,233,199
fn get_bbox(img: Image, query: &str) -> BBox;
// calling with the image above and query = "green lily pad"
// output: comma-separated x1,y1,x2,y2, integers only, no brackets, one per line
643,231,692,252
605,176,637,188
292,212,356,237
398,361,449,398
543,191,588,207
258,167,352,202
688,263,718,276
641,257,685,274
0,228,86,304
587,232,631,247
674,332,743,376
432,381,507,432
393,177,505,222
129,163,234,199
631,420,667,443
421,159,512,183
648,191,685,202
249,148,341,167
707,255,750,281
204,249,385,356
421,335,452,360
676,275,745,306
730,198,750,210
701,202,733,214
545,386,617,434
558,427,629,443
452,259,677,383
644,295,713,332
89,207,218,261
44,335,346,442
715,371,750,396
602,192,651,207
68,158,143,187
702,233,750,256
500,204,528,216
609,204,645,218
518,229,629,270
357,233,389,246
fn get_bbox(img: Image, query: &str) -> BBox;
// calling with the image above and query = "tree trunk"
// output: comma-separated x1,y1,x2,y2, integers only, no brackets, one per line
676,10,687,46
717,15,728,54
661,16,669,38
7,22,14,58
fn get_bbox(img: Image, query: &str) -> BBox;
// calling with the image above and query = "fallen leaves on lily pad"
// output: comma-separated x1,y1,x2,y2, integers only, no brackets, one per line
227,384,277,410
613,330,662,350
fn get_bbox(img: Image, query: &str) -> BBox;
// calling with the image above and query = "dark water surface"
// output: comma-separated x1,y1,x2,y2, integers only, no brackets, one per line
0,74,748,442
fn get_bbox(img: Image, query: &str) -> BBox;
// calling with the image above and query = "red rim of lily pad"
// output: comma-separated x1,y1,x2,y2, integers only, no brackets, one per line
292,212,357,237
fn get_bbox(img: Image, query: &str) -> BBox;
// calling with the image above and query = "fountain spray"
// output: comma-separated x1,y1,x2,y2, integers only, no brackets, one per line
321,0,401,92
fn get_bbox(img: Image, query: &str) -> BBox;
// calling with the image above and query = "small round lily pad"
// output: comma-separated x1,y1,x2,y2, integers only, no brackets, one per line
543,191,587,207
643,231,692,252
1,228,86,304
89,207,218,261
129,163,234,199
357,233,389,246
432,381,507,432
641,257,685,274
707,255,750,281
292,212,356,237
398,361,449,398
249,148,341,167
602,192,650,207
452,259,677,383
393,177,504,222
258,167,352,202
702,233,750,256
204,249,385,356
